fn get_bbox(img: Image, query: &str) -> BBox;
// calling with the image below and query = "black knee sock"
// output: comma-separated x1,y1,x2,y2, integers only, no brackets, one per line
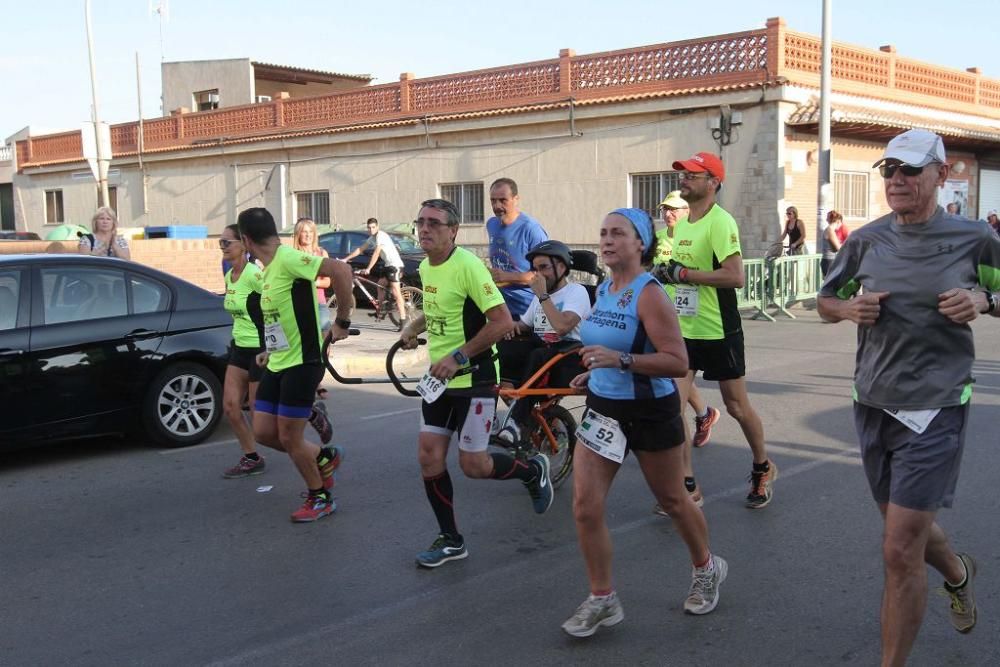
684,477,697,492
490,453,535,482
423,471,458,538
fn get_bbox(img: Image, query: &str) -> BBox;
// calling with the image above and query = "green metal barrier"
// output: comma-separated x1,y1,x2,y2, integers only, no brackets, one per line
740,253,822,321
739,258,773,321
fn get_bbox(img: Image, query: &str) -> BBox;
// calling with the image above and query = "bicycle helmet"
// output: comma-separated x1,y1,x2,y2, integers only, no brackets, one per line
526,240,573,272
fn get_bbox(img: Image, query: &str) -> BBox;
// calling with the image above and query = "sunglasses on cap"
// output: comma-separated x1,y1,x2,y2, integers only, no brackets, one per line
878,162,935,179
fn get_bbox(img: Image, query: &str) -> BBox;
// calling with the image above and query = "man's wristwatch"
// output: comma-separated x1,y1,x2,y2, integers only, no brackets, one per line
619,352,634,371
538,293,551,302
335,317,351,330
985,291,998,314
452,349,469,365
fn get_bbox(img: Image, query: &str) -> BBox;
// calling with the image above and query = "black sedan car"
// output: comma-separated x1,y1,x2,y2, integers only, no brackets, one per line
0,254,231,450
318,229,424,287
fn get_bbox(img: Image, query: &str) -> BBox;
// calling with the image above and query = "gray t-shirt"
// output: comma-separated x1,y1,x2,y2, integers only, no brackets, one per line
820,207,1000,410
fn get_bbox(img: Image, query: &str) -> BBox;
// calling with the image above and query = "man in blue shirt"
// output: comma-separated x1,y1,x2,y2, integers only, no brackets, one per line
486,177,549,386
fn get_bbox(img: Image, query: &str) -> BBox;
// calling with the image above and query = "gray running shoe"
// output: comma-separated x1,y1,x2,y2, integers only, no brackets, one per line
684,555,728,615
561,592,625,638
415,534,468,569
943,553,977,633
525,453,553,514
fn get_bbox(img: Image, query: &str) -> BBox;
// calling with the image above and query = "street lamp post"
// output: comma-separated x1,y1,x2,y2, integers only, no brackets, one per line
85,0,109,208
816,0,833,255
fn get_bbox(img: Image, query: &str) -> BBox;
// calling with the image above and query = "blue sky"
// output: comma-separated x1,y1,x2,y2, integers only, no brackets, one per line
3,0,997,137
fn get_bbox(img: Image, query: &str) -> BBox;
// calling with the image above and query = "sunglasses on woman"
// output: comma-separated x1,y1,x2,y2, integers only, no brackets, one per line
218,239,239,249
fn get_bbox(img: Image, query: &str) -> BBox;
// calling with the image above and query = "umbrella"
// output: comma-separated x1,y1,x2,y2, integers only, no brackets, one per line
45,224,92,241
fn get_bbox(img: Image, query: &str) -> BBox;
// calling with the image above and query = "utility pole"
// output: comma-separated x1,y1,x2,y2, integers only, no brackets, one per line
85,0,110,207
816,0,833,253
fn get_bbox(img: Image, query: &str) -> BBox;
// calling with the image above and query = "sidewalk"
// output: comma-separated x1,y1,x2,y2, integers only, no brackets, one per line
325,324,428,380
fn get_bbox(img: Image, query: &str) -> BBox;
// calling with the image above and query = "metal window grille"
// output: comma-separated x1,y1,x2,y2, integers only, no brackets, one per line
631,172,682,218
440,182,485,224
295,191,330,225
834,172,869,219
45,190,64,224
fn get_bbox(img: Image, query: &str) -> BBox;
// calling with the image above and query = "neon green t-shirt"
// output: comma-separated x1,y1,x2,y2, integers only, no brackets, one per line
652,227,676,300
224,264,264,349
419,247,506,391
669,204,742,340
260,245,323,371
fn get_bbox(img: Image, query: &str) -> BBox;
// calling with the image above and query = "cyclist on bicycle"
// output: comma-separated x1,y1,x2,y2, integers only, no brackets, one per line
399,198,554,569
496,240,591,445
343,218,408,326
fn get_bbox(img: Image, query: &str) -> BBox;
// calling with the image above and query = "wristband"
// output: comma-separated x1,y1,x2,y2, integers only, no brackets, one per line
679,268,689,283
334,317,351,330
538,293,551,303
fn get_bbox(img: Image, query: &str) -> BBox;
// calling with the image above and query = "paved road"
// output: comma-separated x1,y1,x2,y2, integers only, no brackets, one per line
2,309,998,666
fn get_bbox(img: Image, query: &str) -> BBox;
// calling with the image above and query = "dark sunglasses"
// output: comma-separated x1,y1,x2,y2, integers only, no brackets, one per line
218,239,239,249
878,162,931,179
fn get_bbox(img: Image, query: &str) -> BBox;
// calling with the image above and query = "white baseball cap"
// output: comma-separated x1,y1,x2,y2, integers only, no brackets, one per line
872,129,946,168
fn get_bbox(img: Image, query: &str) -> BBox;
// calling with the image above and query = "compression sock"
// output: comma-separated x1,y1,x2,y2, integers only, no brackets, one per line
489,453,535,482
684,477,697,493
423,471,458,537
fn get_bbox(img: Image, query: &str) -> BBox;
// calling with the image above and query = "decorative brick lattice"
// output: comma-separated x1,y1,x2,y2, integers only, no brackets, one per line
895,61,976,104
29,132,83,162
183,105,278,138
410,64,560,111
979,80,1000,109
571,35,768,91
111,124,137,152
141,118,181,147
284,86,402,126
783,33,822,74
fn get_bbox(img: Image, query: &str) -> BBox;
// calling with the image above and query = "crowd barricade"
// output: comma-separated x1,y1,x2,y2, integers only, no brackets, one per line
741,253,823,321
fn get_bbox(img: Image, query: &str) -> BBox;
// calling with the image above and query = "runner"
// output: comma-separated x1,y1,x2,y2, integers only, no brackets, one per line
818,129,1000,663
219,223,267,478
658,152,776,509
399,198,553,568
561,207,726,638
236,207,355,523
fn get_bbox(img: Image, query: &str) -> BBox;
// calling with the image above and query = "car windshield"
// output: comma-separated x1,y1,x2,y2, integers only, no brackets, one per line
391,233,420,253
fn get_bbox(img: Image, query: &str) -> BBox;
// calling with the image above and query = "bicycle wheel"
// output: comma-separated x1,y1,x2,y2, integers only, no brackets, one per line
530,404,576,489
388,286,424,328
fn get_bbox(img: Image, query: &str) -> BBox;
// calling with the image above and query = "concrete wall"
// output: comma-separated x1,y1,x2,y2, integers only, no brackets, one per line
161,59,254,113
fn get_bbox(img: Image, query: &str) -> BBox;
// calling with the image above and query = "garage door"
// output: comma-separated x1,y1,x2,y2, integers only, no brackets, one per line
979,168,1000,218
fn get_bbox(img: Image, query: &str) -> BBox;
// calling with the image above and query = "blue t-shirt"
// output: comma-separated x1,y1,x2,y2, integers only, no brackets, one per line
580,273,676,400
486,212,548,318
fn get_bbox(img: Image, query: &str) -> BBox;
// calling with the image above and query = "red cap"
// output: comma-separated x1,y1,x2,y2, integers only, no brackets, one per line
672,152,725,183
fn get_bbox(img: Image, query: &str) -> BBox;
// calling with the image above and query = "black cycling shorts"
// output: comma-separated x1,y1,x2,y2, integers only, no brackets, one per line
584,392,684,453
684,331,746,381
375,265,402,283
228,343,264,383
254,363,324,419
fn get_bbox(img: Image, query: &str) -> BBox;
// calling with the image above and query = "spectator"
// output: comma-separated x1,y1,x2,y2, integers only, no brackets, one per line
78,207,130,260
821,210,850,277
779,206,806,255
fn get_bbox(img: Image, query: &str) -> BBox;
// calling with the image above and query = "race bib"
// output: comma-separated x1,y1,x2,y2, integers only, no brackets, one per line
263,322,290,352
576,409,627,463
674,285,699,317
883,408,940,434
416,372,447,404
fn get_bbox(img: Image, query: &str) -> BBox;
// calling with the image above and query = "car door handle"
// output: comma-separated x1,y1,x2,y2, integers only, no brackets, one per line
0,348,25,358
124,329,160,341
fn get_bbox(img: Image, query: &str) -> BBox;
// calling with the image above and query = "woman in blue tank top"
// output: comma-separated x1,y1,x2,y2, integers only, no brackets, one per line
560,208,729,638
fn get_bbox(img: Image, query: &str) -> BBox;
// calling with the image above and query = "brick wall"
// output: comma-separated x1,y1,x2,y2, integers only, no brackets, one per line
0,239,223,293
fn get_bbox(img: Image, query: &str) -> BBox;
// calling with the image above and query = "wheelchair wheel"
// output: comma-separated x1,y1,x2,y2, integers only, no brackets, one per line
530,404,576,489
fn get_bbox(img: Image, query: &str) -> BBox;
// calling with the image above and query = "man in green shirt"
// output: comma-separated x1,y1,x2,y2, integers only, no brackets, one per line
657,152,776,510
400,198,554,569
237,207,355,523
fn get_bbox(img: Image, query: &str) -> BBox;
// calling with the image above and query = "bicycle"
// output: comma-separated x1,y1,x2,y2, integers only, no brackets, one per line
385,338,581,488
327,271,422,331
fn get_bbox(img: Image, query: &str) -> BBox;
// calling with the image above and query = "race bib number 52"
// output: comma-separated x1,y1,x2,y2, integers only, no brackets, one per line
576,409,627,463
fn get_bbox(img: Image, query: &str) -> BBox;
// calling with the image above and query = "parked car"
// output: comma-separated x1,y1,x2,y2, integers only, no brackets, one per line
318,228,424,288
0,254,232,451
0,231,42,241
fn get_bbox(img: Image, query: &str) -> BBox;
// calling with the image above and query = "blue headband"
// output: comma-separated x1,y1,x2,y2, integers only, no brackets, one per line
611,207,653,251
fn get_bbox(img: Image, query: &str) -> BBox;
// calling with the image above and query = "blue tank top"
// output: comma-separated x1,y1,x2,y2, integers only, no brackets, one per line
580,273,677,400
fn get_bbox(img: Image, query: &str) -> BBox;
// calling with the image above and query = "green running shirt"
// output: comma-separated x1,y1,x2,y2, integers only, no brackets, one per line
670,204,743,340
419,247,506,391
653,227,676,300
224,264,264,349
261,245,323,372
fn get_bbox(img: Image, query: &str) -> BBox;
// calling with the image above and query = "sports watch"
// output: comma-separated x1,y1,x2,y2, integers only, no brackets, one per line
619,352,634,371
452,349,469,365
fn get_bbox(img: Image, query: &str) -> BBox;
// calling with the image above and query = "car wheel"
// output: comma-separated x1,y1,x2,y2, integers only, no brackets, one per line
142,362,223,447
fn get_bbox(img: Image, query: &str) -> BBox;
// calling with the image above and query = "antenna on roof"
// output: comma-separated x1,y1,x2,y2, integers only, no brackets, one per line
149,0,169,61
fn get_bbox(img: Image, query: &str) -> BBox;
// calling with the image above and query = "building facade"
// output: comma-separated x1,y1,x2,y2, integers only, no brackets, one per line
11,18,1000,257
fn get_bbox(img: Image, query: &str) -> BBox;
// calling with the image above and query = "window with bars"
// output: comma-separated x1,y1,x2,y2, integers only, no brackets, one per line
440,182,485,224
295,191,330,225
630,172,682,218
45,190,64,224
834,171,869,219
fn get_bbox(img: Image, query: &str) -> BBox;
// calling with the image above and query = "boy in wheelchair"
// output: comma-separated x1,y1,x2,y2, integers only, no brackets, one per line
496,240,595,444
